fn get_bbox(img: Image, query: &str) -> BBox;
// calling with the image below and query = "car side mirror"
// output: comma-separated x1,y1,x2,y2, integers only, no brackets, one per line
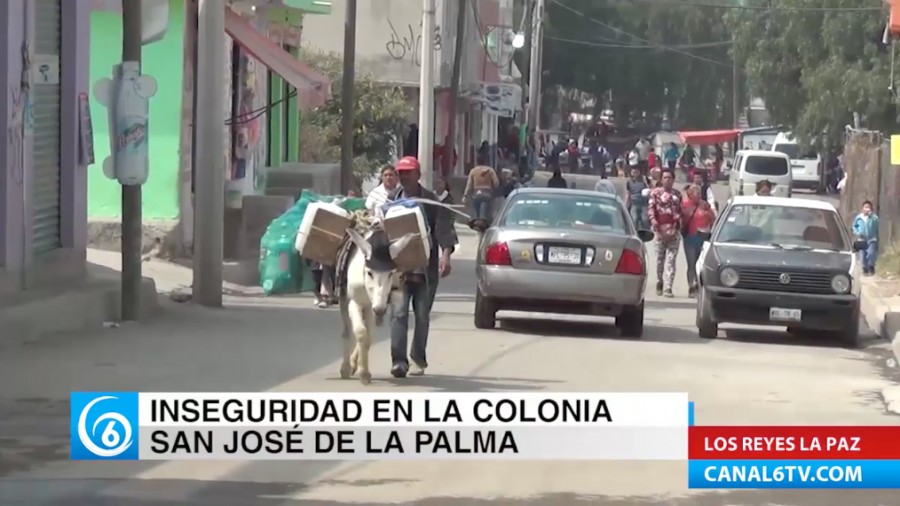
637,229,654,242
853,240,867,252
697,230,712,242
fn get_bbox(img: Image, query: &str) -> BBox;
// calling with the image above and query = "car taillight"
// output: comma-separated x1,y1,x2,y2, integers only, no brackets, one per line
738,179,744,195
484,242,512,266
615,249,643,275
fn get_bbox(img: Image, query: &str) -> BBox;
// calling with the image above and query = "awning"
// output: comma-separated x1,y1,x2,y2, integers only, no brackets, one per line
224,7,331,110
678,129,740,145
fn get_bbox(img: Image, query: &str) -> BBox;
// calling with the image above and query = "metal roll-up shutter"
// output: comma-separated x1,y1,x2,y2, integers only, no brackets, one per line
32,0,62,254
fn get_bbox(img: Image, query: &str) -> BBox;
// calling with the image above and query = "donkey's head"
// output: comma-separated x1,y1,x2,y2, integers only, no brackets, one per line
346,228,416,324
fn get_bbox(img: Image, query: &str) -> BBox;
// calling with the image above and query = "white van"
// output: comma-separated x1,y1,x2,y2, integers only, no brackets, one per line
728,150,792,198
771,132,822,192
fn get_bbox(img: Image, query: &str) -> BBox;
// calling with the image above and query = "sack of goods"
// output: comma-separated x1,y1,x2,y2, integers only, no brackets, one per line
382,200,431,271
258,190,365,296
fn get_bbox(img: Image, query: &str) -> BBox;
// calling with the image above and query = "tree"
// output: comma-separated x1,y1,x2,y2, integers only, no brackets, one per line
540,0,733,130
297,47,413,183
730,0,893,148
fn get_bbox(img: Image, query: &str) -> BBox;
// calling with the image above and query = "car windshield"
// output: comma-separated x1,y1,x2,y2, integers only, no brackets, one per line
744,156,789,176
714,204,848,250
773,143,817,160
501,193,629,233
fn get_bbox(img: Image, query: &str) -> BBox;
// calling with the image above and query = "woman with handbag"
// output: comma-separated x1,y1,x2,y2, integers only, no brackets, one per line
681,184,715,298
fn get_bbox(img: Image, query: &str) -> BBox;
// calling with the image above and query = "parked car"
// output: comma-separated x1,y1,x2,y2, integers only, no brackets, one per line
474,187,654,336
695,196,865,347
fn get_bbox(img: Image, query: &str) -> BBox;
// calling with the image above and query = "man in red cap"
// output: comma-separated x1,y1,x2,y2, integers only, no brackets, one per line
389,155,456,378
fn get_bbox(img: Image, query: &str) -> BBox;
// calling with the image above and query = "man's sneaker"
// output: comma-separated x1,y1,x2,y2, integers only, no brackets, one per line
663,290,674,298
391,364,408,378
317,299,329,308
656,281,663,296
409,362,426,376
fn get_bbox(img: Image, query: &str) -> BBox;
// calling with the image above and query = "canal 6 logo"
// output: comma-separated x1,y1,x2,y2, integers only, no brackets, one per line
70,392,139,460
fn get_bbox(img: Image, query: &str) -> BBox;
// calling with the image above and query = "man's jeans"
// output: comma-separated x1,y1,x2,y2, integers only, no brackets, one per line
472,191,493,222
630,205,649,231
390,275,435,368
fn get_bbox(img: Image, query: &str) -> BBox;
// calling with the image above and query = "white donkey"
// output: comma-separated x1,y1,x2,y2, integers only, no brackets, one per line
341,226,415,384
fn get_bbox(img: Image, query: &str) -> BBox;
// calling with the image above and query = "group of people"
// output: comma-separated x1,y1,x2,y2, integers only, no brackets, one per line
645,176,786,298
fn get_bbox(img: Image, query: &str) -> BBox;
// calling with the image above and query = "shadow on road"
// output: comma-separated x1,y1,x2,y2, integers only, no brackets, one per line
6,477,896,506
721,325,882,350
495,317,709,345
379,374,562,392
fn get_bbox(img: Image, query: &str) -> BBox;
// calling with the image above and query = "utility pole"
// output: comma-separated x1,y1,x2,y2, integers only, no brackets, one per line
193,0,226,307
732,38,740,128
121,0,142,320
519,0,533,173
418,0,437,190
340,0,357,194
526,0,544,134
442,0,468,177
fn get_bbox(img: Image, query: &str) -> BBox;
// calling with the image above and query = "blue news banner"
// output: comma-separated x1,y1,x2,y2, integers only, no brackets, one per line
688,460,900,489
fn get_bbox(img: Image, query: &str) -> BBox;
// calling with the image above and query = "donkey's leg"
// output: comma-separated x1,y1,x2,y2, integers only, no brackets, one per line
357,306,376,385
347,300,372,384
339,298,353,379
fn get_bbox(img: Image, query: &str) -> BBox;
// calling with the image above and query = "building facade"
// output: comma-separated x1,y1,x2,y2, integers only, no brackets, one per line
301,0,519,175
0,0,90,301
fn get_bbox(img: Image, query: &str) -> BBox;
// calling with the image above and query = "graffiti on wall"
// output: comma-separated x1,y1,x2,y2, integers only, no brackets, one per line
384,19,441,67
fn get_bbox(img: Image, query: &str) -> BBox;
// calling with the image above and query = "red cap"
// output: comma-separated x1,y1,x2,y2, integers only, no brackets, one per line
396,156,421,172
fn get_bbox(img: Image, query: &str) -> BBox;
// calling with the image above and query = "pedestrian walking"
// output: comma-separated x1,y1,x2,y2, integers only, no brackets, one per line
648,169,683,298
681,184,715,297
624,166,651,230
388,156,457,378
852,200,879,276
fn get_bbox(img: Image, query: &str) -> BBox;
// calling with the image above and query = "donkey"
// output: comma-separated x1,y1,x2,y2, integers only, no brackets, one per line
341,226,415,384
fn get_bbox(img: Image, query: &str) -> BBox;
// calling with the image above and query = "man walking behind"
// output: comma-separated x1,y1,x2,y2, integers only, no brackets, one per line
389,156,456,378
647,169,683,298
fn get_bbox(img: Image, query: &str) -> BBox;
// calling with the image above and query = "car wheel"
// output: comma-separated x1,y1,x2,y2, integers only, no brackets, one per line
616,301,644,338
696,287,718,339
474,288,497,330
837,317,861,349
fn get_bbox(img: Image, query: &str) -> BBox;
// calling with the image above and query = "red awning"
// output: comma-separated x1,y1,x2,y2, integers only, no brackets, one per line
678,129,740,145
224,7,331,110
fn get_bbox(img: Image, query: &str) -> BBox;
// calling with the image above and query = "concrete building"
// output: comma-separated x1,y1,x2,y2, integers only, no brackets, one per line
86,0,333,258
301,0,523,175
0,0,91,304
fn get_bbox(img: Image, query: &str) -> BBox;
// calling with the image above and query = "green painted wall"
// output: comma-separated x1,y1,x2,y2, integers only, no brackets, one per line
88,0,184,219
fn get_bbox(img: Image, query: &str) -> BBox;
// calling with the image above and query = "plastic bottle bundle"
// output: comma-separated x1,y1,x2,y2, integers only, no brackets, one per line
259,190,366,296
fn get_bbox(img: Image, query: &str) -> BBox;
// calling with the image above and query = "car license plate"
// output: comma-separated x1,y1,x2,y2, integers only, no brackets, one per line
770,308,802,322
547,247,581,265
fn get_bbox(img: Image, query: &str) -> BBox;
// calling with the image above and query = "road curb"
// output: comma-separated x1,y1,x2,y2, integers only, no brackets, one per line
859,280,900,414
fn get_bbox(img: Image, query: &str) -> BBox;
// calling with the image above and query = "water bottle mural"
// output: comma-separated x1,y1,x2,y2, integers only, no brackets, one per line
93,61,158,186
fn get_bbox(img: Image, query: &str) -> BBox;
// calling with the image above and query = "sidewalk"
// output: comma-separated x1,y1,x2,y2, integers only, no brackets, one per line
860,275,900,358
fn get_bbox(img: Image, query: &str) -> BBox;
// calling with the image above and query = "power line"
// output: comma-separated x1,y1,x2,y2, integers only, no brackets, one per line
546,36,732,49
550,0,733,68
622,0,882,12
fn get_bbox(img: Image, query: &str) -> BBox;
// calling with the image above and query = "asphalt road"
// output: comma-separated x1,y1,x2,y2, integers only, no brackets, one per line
0,183,894,505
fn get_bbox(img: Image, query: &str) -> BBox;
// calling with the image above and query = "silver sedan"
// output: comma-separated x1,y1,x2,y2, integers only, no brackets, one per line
474,187,654,337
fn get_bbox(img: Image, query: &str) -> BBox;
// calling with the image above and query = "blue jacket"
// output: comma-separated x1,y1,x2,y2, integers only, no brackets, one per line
852,213,879,243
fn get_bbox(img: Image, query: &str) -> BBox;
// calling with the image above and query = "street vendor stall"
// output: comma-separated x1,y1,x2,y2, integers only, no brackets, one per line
677,129,740,181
